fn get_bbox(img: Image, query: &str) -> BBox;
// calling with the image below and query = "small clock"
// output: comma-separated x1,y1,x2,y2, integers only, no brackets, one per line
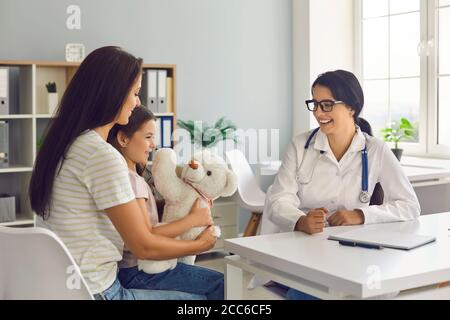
65,43,85,62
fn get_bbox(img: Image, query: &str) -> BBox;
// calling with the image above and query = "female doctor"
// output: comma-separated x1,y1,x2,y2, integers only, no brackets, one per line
263,70,421,299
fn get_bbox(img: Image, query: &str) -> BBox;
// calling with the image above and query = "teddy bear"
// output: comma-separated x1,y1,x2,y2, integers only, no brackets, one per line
137,148,238,274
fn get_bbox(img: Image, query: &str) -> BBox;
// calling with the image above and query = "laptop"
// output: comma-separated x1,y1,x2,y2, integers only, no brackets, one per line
328,229,436,250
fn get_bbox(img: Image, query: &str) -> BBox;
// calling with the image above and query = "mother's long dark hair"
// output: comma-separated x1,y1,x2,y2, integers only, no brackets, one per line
29,46,143,219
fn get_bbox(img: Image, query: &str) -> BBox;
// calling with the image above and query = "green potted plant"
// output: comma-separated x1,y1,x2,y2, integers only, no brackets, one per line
177,116,238,149
381,117,416,161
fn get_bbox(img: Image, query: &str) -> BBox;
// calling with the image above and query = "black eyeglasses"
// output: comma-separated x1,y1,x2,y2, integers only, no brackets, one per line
305,99,345,112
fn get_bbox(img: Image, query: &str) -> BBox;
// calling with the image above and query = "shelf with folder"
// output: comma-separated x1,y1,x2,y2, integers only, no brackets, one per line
0,60,177,227
0,118,34,169
0,65,34,116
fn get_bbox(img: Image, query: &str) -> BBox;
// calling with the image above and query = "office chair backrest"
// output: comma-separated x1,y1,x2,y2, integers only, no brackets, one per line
259,185,281,235
0,226,94,300
225,149,265,208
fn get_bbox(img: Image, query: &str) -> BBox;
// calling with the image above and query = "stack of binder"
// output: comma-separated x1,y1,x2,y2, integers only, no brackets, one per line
0,67,9,115
141,68,174,163
142,69,173,114
155,115,173,149
148,115,174,162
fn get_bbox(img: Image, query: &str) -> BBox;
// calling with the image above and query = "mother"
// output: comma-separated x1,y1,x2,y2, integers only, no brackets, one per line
29,46,223,300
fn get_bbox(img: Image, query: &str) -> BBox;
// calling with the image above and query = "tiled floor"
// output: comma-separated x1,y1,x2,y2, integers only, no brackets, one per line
195,251,284,300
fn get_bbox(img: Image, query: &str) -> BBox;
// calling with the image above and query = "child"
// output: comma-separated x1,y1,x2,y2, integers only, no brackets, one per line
107,106,224,300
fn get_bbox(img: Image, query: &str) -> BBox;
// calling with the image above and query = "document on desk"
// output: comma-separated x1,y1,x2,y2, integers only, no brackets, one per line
328,229,436,250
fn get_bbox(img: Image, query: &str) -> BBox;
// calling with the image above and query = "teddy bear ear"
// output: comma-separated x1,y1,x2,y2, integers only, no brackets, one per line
222,169,238,197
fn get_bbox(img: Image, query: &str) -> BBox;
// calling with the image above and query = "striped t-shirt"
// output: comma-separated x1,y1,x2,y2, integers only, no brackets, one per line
40,130,135,294
118,170,159,269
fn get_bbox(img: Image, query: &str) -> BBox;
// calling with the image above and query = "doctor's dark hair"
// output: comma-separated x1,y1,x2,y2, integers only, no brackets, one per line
312,70,384,206
312,70,373,134
29,46,143,219
108,106,156,176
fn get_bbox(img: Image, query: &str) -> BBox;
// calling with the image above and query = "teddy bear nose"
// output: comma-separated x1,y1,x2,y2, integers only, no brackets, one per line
189,160,199,170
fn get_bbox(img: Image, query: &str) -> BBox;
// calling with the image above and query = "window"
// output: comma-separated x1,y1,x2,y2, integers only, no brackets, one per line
436,0,450,149
360,0,422,149
358,0,450,157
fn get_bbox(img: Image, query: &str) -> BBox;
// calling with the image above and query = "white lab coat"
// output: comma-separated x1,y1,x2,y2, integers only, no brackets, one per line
264,127,421,233
249,127,421,291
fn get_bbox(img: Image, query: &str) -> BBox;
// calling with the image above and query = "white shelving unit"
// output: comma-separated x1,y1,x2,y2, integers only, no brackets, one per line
0,61,177,227
0,63,35,227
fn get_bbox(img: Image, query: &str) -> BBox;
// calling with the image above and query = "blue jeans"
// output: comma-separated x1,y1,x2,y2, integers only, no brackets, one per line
286,288,320,300
118,263,224,300
95,277,204,300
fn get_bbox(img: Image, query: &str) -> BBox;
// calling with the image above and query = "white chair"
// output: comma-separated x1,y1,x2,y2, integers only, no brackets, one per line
259,185,282,235
226,149,267,236
0,226,94,300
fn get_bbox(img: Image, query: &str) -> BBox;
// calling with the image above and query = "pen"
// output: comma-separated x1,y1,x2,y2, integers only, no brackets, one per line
338,240,383,250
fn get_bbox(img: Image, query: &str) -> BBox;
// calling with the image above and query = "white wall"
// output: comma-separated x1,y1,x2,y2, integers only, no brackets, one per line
309,0,355,79
292,0,355,135
292,0,311,137
0,0,293,157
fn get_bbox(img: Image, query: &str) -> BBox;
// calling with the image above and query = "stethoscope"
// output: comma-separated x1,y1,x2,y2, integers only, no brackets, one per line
296,127,370,203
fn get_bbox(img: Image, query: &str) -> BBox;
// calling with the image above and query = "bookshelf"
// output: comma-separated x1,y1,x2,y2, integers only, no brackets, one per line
0,60,176,227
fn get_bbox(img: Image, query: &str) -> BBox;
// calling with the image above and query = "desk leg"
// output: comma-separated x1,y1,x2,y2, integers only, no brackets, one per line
225,263,243,300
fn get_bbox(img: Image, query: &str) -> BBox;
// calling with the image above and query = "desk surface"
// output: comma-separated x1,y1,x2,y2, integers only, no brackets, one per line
224,213,450,298
260,156,450,182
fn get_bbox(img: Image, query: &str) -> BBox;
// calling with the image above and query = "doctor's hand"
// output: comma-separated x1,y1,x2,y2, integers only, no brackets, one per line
327,210,365,226
295,208,328,235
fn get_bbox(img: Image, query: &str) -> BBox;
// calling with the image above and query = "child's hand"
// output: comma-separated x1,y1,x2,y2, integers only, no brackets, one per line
196,226,217,251
188,198,213,227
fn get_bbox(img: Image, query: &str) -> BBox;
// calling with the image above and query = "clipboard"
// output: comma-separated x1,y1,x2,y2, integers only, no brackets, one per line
328,229,436,250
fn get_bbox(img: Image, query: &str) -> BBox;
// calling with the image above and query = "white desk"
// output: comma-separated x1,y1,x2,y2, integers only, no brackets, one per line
224,213,450,300
259,157,450,184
